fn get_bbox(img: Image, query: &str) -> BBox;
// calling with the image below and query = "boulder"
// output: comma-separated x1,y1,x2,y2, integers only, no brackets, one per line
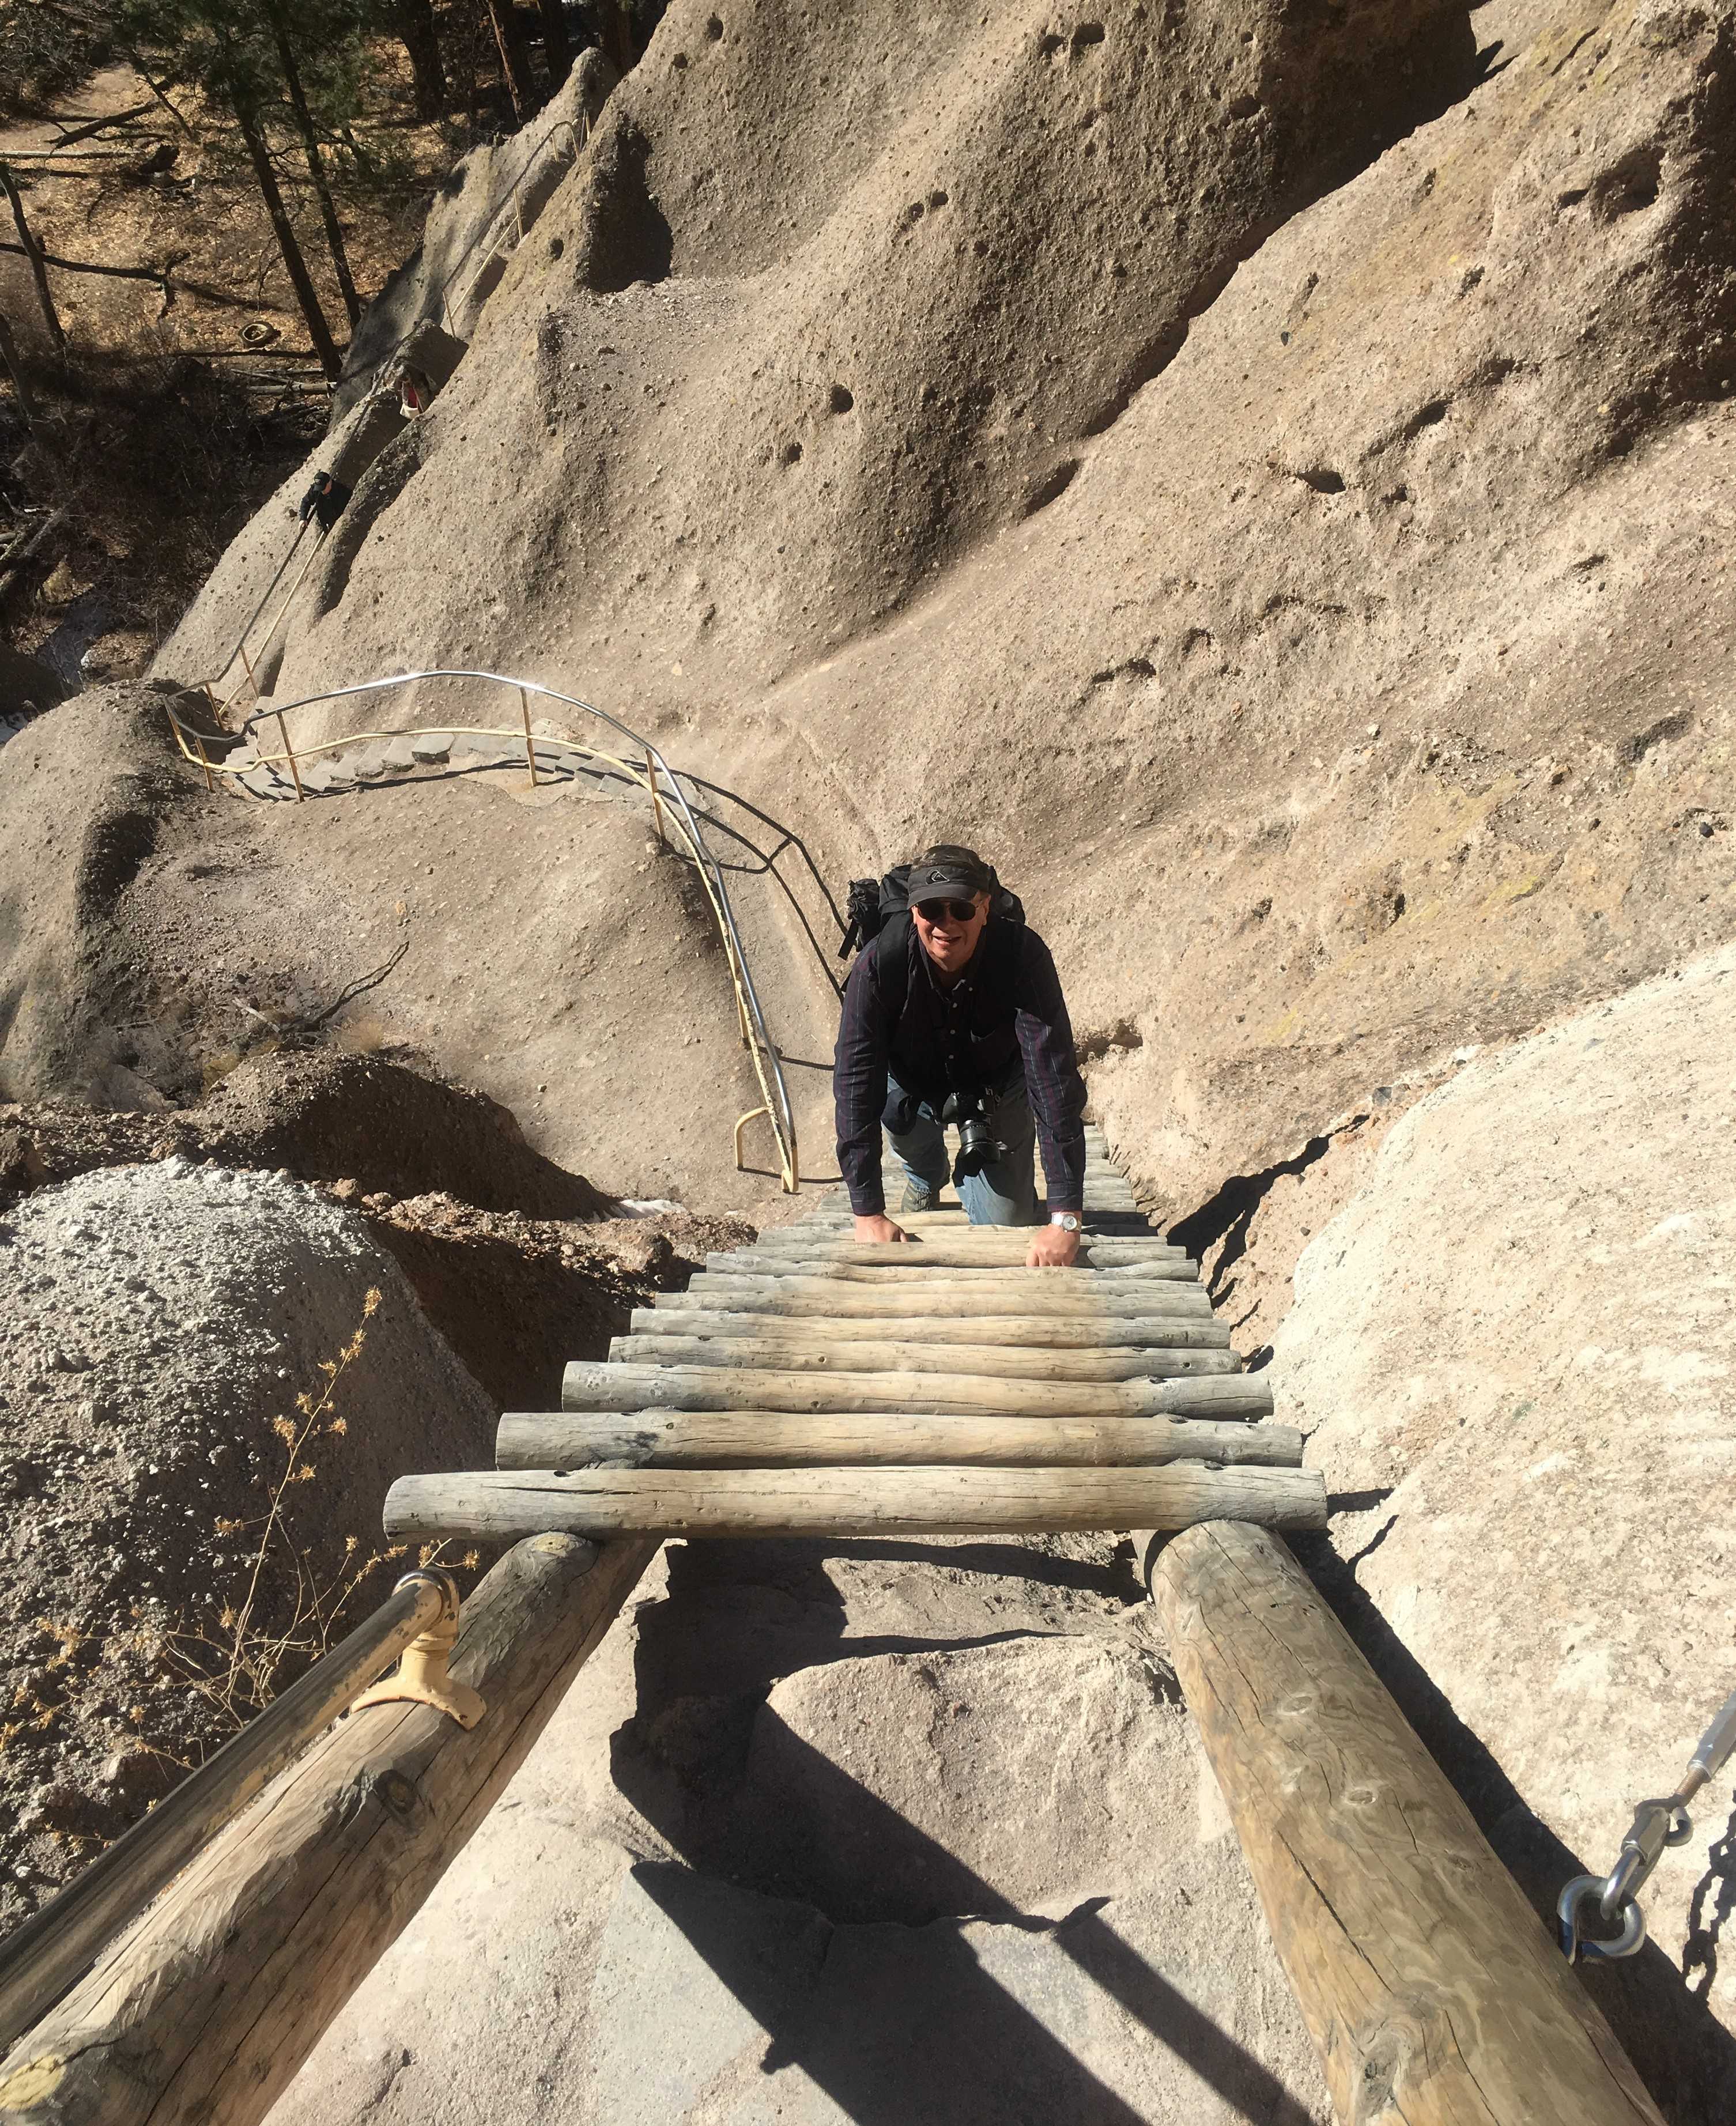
0,1160,496,1929
1278,941,1736,2112
746,1637,1197,1923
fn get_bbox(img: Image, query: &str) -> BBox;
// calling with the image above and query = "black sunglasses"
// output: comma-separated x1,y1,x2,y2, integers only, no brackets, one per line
914,897,982,924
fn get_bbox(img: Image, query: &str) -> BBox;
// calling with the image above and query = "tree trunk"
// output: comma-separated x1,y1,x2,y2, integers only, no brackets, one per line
602,2,635,74
269,11,361,327
0,303,41,426
481,0,538,122
0,163,66,363
390,0,448,120
231,97,342,381
535,0,571,89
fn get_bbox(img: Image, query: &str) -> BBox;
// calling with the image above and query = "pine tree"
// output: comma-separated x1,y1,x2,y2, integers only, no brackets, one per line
114,0,376,377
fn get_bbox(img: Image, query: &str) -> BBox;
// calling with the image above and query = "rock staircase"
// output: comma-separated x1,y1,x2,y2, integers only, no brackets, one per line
218,725,648,803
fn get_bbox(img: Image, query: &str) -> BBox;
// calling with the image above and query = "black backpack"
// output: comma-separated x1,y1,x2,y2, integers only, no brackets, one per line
837,863,1025,1026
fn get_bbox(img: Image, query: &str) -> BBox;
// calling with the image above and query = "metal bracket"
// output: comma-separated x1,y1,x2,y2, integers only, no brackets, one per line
350,1571,486,1730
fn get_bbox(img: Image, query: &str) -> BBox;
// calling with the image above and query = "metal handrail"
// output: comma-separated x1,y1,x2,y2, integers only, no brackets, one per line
433,118,582,332
163,671,807,1191
198,518,328,714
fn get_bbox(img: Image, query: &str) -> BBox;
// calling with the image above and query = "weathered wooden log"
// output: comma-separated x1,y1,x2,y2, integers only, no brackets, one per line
783,1216,1174,1241
1150,1524,1666,2126
630,1306,1231,1349
607,1332,1239,1382
745,1237,1186,1264
500,1408,1304,1470
560,1359,1272,1421
666,1275,1214,1319
865,1158,1130,1179
386,1463,1327,1542
704,1249,1198,1281
0,1574,452,2055
714,1233,1187,1263
0,1534,657,2126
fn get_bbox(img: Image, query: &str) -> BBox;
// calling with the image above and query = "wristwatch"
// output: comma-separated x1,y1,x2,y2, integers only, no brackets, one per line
1050,1213,1081,1232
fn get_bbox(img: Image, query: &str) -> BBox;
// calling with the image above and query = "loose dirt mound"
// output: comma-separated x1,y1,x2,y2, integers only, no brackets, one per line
3,1048,613,1217
360,1192,752,1410
197,1048,617,1217
0,1160,494,1932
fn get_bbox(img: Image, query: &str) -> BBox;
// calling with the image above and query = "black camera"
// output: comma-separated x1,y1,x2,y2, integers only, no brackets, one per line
941,1086,1006,1184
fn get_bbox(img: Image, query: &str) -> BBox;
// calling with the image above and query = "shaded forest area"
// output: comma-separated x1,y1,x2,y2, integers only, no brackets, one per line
0,0,657,698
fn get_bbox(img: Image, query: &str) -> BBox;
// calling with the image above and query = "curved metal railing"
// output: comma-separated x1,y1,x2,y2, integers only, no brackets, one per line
163,670,838,1191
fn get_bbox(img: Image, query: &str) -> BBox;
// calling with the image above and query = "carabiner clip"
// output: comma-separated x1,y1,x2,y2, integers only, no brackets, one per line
1558,1873,1647,1963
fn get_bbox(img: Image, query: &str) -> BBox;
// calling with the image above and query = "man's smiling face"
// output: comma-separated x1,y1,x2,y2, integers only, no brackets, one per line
912,891,990,976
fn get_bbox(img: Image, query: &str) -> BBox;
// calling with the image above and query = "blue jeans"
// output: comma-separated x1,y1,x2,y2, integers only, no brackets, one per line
885,1071,1038,1225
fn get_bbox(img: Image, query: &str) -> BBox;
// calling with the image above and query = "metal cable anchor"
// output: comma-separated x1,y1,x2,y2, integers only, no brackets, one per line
349,1569,486,1730
1559,1683,1736,1963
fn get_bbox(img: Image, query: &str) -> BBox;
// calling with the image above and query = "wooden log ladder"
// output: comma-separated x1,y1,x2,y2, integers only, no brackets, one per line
384,1123,1329,1544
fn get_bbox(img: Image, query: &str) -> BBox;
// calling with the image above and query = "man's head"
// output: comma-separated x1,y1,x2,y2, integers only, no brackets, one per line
906,844,994,976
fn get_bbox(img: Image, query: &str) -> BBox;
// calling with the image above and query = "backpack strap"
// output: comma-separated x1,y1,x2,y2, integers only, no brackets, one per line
870,911,914,1033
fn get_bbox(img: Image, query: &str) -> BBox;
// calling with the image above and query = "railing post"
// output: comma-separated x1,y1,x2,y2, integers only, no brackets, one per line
277,710,304,802
520,686,538,788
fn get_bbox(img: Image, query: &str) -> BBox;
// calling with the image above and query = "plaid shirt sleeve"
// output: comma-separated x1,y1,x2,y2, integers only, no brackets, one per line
1013,931,1088,1214
833,946,891,1215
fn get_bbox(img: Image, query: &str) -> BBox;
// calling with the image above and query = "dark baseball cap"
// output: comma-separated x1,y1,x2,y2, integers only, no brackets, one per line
905,846,993,900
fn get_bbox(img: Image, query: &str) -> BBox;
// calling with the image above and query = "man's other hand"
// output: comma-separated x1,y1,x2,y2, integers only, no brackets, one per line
854,1214,916,1244
1026,1223,1082,1270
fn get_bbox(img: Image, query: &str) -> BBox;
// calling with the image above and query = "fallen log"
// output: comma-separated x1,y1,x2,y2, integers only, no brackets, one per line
0,1534,656,2126
1149,1523,1666,2126
499,1409,1305,1470
560,1358,1273,1422
669,1275,1213,1318
629,1307,1233,1349
606,1332,1239,1382
386,1463,1327,1542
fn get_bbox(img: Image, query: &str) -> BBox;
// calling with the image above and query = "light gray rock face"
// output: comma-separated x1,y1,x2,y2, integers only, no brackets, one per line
1278,941,1736,2114
587,1855,1324,2126
747,1638,1194,1923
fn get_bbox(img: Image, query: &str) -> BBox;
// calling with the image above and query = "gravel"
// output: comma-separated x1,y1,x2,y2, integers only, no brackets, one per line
0,1158,495,1929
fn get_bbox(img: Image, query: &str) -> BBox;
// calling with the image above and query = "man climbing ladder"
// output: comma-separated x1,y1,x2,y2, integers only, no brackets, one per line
832,843,1089,1268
